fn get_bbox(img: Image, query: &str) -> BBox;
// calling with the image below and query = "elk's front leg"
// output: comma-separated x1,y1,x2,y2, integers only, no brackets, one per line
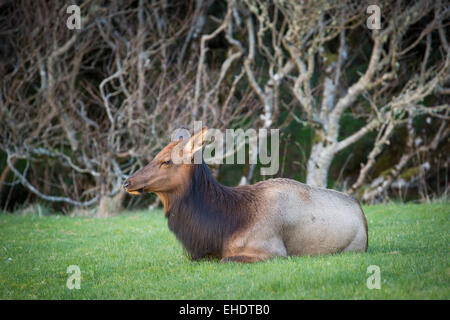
222,232,287,263
220,254,267,263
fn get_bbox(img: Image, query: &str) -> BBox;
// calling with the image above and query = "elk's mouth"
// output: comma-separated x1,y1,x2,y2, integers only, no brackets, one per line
127,188,144,195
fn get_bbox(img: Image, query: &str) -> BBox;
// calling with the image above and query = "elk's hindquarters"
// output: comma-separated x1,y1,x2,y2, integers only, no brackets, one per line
220,182,368,261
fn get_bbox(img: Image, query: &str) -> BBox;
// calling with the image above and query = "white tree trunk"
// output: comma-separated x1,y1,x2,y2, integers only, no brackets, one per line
97,191,125,218
306,142,335,187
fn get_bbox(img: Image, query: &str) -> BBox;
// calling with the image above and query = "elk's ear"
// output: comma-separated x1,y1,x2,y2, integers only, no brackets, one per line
183,127,208,158
171,127,190,142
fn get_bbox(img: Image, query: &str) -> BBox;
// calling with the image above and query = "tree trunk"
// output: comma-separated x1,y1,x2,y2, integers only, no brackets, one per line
306,142,335,187
0,159,15,197
97,191,125,218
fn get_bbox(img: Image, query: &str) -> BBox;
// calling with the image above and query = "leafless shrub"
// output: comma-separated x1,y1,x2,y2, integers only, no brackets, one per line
0,0,448,213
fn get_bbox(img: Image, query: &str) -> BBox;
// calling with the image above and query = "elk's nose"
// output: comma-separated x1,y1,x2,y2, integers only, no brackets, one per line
123,181,131,190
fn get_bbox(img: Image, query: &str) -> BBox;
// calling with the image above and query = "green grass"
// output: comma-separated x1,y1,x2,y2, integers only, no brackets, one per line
0,202,449,299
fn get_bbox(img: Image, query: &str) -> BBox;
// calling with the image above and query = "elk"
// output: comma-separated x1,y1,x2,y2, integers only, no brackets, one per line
123,127,368,263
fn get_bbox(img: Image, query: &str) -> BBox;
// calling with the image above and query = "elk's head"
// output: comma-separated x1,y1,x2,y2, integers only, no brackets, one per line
123,127,207,195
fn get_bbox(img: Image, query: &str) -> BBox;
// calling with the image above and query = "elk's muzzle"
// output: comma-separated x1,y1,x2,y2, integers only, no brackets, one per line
123,180,144,195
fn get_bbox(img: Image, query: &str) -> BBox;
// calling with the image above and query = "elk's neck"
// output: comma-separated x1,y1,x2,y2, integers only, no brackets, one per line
160,161,255,259
158,162,232,217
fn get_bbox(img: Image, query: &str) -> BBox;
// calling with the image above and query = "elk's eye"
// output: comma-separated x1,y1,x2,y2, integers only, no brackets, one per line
161,160,171,166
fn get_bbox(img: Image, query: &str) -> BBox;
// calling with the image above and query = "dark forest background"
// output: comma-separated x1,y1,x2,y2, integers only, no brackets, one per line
0,0,448,216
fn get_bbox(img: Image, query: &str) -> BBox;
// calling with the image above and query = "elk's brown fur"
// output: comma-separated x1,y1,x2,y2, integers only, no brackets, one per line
124,128,368,263
165,160,260,260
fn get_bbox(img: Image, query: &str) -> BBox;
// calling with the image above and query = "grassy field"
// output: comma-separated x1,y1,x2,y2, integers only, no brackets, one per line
0,202,448,299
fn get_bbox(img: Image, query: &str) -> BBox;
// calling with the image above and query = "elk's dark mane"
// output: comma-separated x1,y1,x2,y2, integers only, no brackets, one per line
166,160,258,260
